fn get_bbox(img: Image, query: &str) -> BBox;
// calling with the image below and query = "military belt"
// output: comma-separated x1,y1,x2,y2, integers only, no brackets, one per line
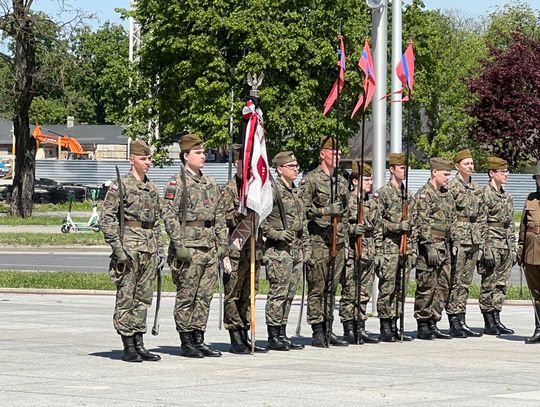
185,220,215,227
527,226,540,234
125,220,154,229
457,216,477,223
487,221,510,228
431,229,450,240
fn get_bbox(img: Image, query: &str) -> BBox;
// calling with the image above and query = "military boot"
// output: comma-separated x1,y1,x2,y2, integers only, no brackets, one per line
228,329,250,354
327,321,348,346
121,335,143,362
378,318,396,342
448,314,467,338
459,313,482,337
416,321,435,340
179,332,204,358
391,317,413,341
525,303,540,344
482,312,500,335
311,323,327,348
267,325,290,351
280,325,304,350
493,310,514,334
428,319,451,339
342,320,361,344
133,332,161,361
357,319,379,344
241,328,269,353
192,329,222,357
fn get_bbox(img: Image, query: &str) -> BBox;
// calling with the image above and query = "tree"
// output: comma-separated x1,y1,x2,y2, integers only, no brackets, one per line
467,32,540,168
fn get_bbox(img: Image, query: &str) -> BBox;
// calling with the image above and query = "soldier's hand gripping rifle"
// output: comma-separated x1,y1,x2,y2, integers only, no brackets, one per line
396,184,409,343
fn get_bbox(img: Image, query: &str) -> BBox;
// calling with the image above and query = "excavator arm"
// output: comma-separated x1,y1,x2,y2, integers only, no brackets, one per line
33,126,90,159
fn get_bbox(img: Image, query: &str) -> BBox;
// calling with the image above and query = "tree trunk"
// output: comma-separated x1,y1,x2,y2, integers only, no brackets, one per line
9,1,37,218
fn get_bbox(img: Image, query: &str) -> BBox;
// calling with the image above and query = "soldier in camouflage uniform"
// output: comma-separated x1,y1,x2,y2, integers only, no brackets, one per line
374,152,414,342
301,136,349,347
412,157,456,340
100,140,163,363
219,144,268,354
445,149,484,338
340,161,381,344
162,134,228,358
478,156,517,335
261,151,311,351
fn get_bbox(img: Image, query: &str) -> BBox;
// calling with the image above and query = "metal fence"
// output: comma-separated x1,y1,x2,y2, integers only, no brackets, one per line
35,159,535,208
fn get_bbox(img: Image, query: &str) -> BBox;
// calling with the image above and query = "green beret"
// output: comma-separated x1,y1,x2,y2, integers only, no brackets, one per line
453,149,472,164
272,151,296,167
532,161,540,179
320,136,339,150
232,143,243,161
180,134,204,152
430,157,453,171
389,152,406,166
130,140,151,156
487,156,508,170
351,161,372,176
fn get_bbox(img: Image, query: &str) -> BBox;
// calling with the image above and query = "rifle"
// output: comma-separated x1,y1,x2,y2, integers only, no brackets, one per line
217,259,224,330
296,263,306,336
151,258,165,335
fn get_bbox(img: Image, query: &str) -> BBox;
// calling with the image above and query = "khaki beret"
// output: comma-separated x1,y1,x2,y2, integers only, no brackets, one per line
179,134,204,151
130,139,151,156
320,136,340,150
430,157,453,171
232,143,243,161
487,156,508,170
351,161,372,177
389,152,406,166
532,161,540,179
272,151,296,167
453,149,472,164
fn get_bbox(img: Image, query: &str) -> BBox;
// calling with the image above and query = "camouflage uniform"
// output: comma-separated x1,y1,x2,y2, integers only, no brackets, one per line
100,172,162,338
162,169,227,334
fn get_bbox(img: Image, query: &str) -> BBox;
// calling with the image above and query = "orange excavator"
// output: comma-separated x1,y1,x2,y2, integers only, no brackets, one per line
32,125,92,160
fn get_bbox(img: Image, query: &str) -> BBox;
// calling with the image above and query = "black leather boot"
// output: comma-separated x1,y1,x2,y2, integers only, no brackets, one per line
357,319,379,343
525,303,540,344
327,321,348,346
133,332,161,361
192,329,222,357
391,317,413,341
342,320,361,344
416,321,435,340
448,314,467,338
482,312,500,335
267,325,290,351
280,325,304,349
428,319,451,339
379,318,396,342
179,332,204,358
241,328,269,353
311,323,327,348
493,310,514,334
459,313,482,337
121,335,143,362
228,329,250,354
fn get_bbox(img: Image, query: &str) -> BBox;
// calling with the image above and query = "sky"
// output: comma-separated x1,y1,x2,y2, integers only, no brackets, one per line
32,0,540,31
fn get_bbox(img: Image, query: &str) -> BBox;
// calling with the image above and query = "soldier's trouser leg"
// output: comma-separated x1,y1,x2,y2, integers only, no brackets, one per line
377,252,399,319
524,264,540,302
223,253,250,330
492,249,512,312
447,245,479,315
413,247,442,322
431,252,452,322
339,255,356,323
112,252,157,336
172,247,217,332
479,248,511,313
283,248,303,325
265,246,294,326
360,261,375,321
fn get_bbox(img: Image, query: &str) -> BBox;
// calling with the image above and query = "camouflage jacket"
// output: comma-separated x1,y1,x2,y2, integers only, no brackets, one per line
300,166,350,245
162,167,227,250
412,181,457,250
482,183,516,251
99,172,162,254
260,175,311,255
448,175,485,246
347,192,383,259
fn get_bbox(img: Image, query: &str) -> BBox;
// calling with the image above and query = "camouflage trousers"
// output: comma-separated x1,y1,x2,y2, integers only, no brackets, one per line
170,247,217,332
377,240,409,319
306,240,345,325
265,243,303,326
414,245,452,322
109,251,158,336
340,255,375,322
446,244,480,315
524,264,540,303
478,247,513,313
223,250,260,330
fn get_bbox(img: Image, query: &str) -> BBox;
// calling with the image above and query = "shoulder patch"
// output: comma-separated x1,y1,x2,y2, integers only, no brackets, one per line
164,186,176,200
419,193,427,199
110,184,118,192
168,179,177,186
300,178,306,185
373,192,379,198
